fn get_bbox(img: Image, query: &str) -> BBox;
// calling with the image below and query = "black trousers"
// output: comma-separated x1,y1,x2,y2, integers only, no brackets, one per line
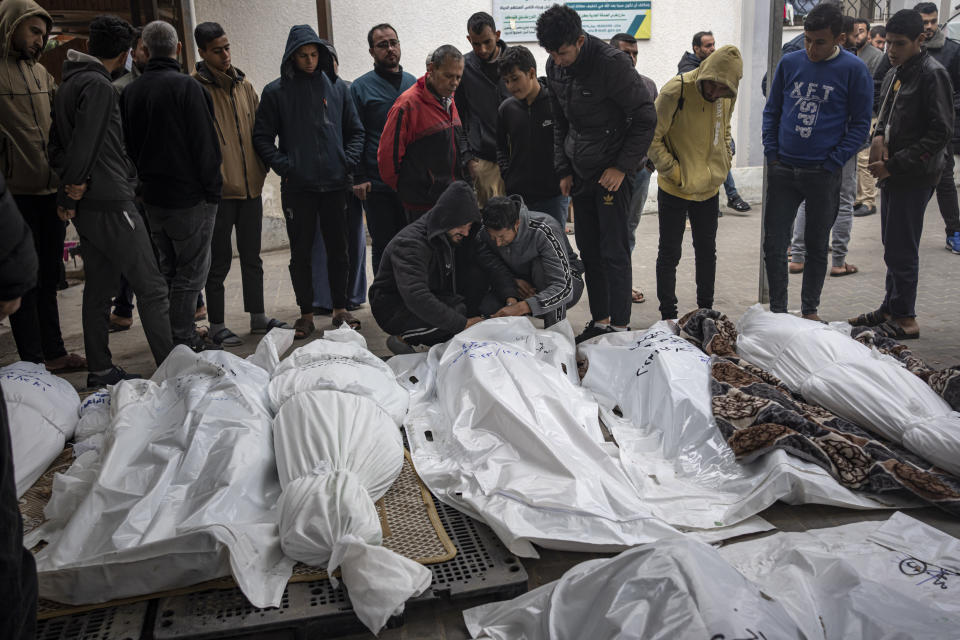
762,162,841,316
936,151,960,236
0,385,37,640
571,178,633,326
364,190,407,275
375,293,465,346
655,189,719,320
205,197,265,325
281,190,349,314
8,193,67,363
880,185,936,318
73,204,173,371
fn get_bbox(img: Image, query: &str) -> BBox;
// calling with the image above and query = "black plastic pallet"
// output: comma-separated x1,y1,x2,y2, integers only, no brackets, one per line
36,602,149,640
34,498,528,640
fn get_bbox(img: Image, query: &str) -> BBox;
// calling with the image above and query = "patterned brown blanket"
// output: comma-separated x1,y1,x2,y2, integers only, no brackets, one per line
678,309,960,515
850,327,960,412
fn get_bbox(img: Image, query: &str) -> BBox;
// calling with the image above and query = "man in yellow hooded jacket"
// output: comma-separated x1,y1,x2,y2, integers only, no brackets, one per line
648,45,743,320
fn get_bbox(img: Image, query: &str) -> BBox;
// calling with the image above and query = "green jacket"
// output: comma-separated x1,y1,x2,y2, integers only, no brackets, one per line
0,0,57,195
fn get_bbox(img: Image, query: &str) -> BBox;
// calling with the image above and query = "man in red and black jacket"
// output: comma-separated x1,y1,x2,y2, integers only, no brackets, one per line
378,45,470,220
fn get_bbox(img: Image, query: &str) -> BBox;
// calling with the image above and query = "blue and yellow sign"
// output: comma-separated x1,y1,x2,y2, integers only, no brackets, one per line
495,1,652,42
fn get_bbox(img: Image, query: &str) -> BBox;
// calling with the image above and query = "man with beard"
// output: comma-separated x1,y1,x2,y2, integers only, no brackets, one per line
456,12,511,206
370,181,500,353
112,26,147,92
0,0,87,374
351,24,416,274
872,3,960,251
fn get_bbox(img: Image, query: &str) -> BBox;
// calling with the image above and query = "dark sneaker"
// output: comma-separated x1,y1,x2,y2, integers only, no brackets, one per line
386,335,416,355
853,204,876,217
947,232,960,254
727,196,751,212
575,321,619,344
87,366,141,389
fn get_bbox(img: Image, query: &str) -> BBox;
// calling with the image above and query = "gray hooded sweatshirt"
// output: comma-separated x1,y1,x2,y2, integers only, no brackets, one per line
481,196,583,317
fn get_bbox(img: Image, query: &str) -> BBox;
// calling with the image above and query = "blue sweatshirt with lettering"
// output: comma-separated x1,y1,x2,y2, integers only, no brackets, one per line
762,48,873,172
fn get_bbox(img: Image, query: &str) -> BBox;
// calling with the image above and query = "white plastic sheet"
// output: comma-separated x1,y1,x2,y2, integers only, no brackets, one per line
398,317,681,558
29,330,296,608
463,536,805,640
737,305,960,476
578,323,914,531
269,334,429,635
1,361,80,497
718,512,960,639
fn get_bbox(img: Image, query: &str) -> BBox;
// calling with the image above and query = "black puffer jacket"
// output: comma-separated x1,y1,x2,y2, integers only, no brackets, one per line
455,41,511,163
874,29,960,151
875,51,954,188
0,174,37,302
677,51,701,73
252,25,364,193
545,33,657,187
370,181,491,334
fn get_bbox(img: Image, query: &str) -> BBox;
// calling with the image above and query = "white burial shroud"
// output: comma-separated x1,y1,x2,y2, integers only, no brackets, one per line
578,322,915,531
30,330,296,609
395,317,681,558
737,304,960,477
268,327,430,635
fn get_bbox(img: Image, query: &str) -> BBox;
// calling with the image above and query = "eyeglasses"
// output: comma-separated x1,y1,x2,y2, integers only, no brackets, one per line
374,39,400,50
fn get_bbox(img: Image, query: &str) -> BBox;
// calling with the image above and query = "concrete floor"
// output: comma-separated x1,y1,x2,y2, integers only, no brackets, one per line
4,196,960,639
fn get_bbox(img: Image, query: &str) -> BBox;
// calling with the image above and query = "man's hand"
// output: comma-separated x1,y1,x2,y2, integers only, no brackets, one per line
868,136,888,165
352,181,372,201
64,183,87,200
493,300,531,318
57,206,75,221
465,316,484,328
0,297,21,321
559,175,573,197
868,161,891,180
598,167,625,192
514,278,536,299
468,159,480,179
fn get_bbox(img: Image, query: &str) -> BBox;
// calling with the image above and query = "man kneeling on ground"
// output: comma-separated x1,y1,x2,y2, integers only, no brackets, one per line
481,196,583,327
371,181,516,354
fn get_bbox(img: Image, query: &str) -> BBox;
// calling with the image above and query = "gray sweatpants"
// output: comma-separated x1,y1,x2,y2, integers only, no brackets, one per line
73,203,173,371
790,154,858,268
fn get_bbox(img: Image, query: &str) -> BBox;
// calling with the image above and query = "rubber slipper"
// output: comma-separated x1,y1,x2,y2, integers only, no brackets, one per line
847,308,887,327
830,263,859,277
874,319,919,341
210,327,243,346
332,311,361,331
251,318,292,334
45,352,87,373
632,289,645,304
293,318,315,340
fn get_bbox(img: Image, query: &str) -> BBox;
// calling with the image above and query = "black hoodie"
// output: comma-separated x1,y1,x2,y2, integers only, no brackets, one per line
50,50,137,211
371,181,510,334
121,56,223,208
496,78,561,202
252,25,364,193
456,41,512,163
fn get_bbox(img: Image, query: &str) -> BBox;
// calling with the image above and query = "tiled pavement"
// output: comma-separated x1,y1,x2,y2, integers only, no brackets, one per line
2,196,959,639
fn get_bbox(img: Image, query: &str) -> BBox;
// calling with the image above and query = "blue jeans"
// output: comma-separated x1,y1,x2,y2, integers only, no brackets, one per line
627,167,653,253
722,171,739,200
527,195,569,227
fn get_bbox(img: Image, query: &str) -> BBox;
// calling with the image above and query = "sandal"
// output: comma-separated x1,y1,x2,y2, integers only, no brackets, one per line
789,262,804,274
874,319,919,341
631,289,645,304
293,318,315,340
210,327,243,346
109,314,133,332
45,352,87,373
332,311,361,331
830,263,859,277
847,308,887,327
251,318,292,335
